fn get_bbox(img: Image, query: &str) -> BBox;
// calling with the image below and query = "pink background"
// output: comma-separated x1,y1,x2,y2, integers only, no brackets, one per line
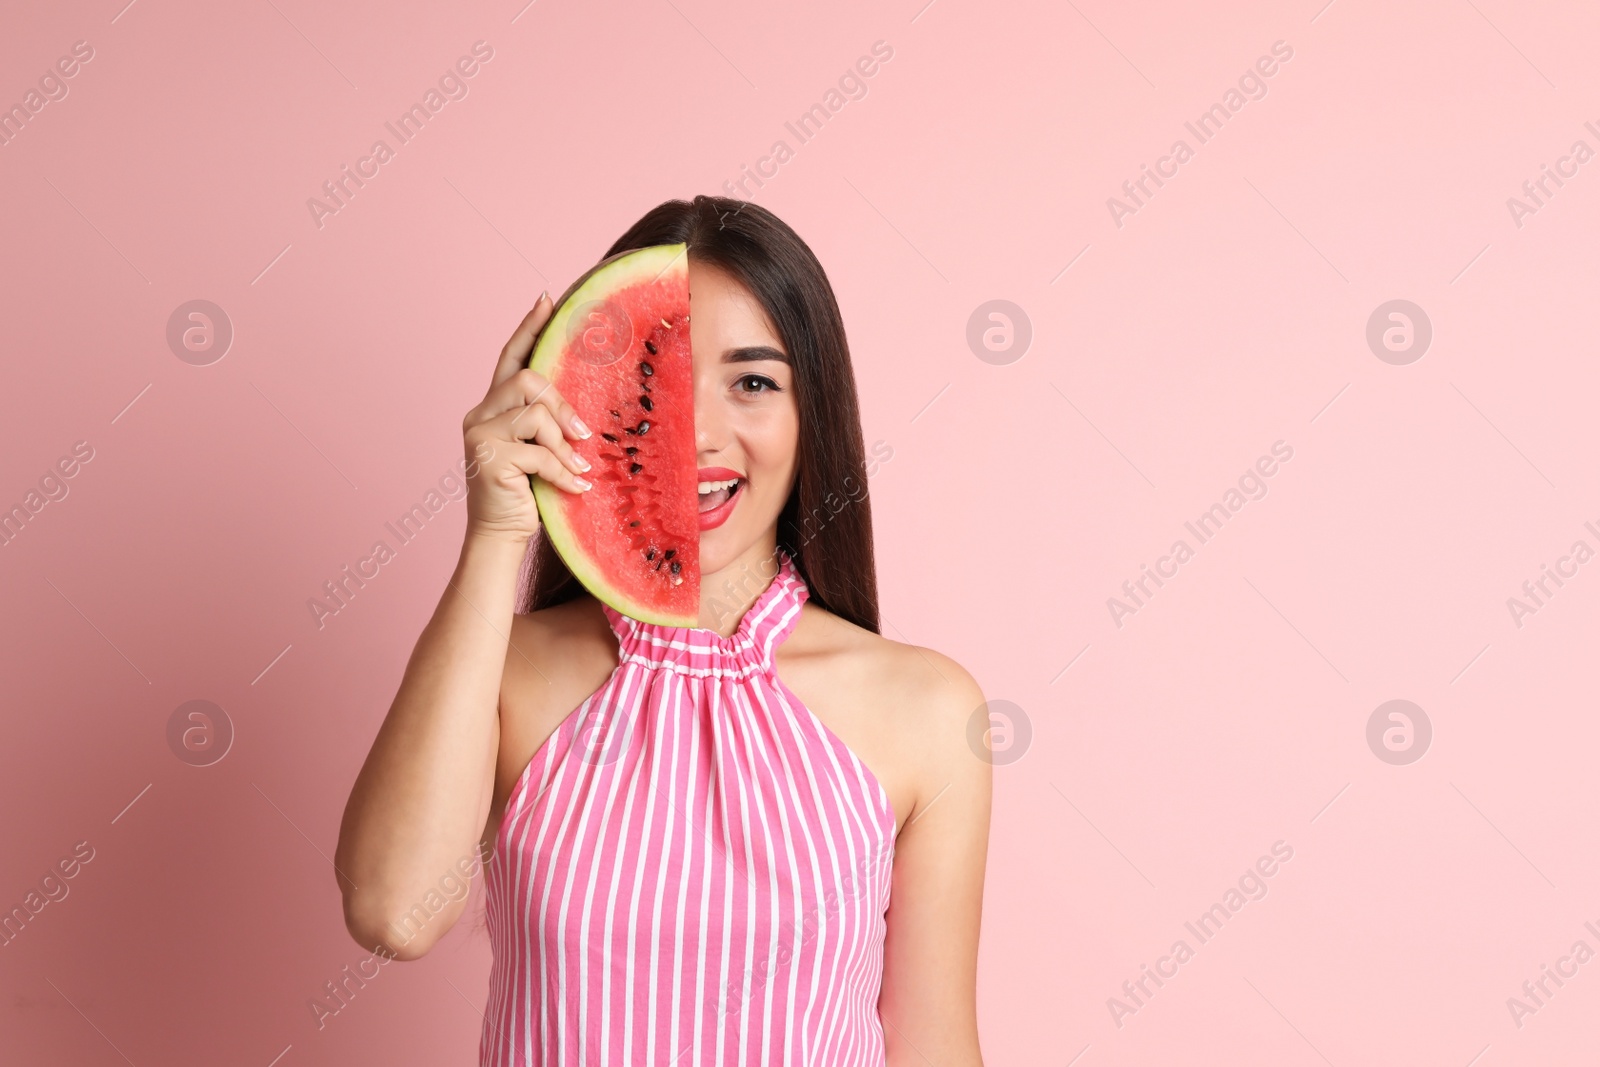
3,0,1599,1063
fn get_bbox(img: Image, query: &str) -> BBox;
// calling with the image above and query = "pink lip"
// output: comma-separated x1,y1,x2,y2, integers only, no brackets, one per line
697,467,744,531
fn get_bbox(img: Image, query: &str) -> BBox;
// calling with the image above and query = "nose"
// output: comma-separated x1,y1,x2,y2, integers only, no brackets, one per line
693,369,727,457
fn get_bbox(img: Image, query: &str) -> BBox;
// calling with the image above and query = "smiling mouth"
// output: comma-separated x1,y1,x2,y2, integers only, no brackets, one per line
697,477,742,514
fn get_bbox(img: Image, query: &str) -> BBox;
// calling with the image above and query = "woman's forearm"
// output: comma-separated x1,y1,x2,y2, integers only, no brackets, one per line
334,529,528,957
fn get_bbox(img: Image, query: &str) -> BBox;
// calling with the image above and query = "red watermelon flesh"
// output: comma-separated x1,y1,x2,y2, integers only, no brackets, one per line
528,244,700,627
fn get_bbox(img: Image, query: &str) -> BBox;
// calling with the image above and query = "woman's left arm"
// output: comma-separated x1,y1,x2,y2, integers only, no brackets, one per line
878,651,993,1066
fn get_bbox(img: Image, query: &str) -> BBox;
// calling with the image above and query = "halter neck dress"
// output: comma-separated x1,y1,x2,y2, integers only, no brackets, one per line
481,557,897,1066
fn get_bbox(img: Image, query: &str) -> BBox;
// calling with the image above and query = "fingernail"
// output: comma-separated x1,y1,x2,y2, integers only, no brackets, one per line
574,477,592,491
574,453,591,472
571,417,592,439
538,289,549,304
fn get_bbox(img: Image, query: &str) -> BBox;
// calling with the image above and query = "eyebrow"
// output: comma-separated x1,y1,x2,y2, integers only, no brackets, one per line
723,345,790,365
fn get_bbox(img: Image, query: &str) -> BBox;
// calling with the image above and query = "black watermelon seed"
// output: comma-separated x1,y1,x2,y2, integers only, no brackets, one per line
624,446,638,455
629,462,643,474
655,559,663,570
646,548,656,560
663,549,676,560
640,361,654,377
635,420,651,435
669,560,681,575
644,341,657,355
601,432,619,443
622,426,637,435
629,520,641,527
639,395,653,411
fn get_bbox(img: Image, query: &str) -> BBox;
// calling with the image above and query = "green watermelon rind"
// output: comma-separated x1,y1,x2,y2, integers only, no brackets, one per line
527,242,695,628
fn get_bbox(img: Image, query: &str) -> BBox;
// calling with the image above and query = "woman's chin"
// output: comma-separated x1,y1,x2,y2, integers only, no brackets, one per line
697,537,738,580
698,527,775,581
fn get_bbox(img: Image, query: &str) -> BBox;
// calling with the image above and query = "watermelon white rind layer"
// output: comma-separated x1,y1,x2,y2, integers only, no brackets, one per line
527,243,698,628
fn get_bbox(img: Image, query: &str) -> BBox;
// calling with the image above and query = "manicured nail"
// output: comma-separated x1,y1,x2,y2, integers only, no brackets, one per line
538,289,549,304
571,416,592,439
574,453,591,472
574,477,592,491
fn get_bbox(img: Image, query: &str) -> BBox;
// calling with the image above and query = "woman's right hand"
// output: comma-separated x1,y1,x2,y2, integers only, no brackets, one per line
460,292,594,544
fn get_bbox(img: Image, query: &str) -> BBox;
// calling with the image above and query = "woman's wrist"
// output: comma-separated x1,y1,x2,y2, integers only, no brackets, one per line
459,523,534,571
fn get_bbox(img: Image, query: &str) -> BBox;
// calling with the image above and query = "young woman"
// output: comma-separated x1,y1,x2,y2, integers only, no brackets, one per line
335,196,991,1065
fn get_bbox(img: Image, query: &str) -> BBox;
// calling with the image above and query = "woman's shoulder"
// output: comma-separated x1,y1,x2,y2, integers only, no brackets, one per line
787,601,985,725
509,592,611,644
502,594,617,708
783,601,988,832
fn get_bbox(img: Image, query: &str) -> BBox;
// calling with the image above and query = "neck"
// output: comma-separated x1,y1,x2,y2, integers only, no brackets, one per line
698,535,787,637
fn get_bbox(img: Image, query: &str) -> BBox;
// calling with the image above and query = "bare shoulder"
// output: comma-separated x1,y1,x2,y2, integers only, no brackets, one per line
787,604,984,724
872,636,985,727
780,604,988,831
502,594,616,701
493,595,618,802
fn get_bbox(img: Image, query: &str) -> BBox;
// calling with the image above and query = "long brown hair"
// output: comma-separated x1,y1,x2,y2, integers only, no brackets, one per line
518,195,880,633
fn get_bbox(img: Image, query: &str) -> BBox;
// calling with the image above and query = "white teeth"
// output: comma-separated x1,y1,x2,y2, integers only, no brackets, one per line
697,478,740,495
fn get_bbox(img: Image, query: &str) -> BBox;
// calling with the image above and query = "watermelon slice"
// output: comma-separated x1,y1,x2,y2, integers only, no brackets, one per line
527,243,700,627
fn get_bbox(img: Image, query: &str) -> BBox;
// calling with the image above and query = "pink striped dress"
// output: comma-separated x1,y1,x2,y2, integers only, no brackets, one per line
481,556,897,1066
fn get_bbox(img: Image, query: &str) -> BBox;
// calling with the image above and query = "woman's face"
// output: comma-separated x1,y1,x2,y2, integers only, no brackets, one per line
687,257,798,580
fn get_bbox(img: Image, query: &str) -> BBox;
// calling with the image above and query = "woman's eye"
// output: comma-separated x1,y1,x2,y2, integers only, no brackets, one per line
736,374,780,394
